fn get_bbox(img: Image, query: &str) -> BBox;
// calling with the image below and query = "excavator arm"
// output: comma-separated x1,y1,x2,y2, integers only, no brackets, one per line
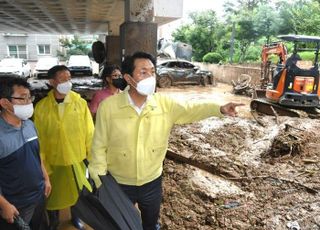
260,42,287,88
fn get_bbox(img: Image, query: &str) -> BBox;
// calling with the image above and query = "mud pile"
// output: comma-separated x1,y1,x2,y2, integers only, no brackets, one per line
160,116,320,229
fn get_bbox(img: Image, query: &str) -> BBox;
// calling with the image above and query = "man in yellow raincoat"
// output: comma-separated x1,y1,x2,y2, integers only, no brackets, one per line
34,65,94,230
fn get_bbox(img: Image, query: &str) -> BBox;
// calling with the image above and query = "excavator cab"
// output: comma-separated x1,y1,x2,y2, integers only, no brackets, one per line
251,35,320,117
266,35,320,108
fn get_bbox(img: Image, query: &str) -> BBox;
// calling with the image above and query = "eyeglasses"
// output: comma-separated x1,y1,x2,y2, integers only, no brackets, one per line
10,96,35,103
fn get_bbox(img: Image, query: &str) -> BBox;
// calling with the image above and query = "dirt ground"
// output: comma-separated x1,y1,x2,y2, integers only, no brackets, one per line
58,83,319,230
157,84,320,230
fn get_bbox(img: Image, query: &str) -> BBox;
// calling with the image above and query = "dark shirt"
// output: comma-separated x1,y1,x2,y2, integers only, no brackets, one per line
0,117,44,209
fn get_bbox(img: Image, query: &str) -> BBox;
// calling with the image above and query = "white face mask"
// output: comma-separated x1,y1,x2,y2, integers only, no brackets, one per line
13,103,34,120
57,81,72,95
134,76,156,96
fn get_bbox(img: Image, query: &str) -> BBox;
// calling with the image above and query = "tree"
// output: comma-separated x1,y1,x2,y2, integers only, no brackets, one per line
234,10,260,62
58,36,91,59
172,10,220,61
172,25,190,43
253,4,282,43
223,0,267,62
172,0,320,63
237,0,269,10
277,0,320,35
288,0,320,34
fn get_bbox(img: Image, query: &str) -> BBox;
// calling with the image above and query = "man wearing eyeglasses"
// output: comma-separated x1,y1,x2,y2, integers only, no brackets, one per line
34,65,94,230
0,77,51,230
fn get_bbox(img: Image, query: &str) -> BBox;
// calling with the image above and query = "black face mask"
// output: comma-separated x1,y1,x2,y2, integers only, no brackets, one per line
112,78,127,90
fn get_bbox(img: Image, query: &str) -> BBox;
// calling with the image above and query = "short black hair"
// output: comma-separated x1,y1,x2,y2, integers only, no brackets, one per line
47,65,70,79
121,51,156,76
0,77,30,106
101,64,121,86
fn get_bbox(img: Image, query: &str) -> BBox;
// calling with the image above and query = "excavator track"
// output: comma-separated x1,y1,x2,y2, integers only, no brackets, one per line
250,98,320,119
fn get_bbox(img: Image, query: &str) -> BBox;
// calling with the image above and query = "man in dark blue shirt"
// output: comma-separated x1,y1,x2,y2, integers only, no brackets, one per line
0,77,51,229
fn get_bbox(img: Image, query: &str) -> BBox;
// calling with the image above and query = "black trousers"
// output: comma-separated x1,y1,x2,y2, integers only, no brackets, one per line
119,176,162,230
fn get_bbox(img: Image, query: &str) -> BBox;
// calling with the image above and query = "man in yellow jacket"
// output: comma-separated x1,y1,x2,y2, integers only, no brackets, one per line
34,65,94,230
89,52,243,230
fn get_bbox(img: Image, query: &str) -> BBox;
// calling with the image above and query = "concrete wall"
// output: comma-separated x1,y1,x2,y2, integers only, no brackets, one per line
196,62,262,86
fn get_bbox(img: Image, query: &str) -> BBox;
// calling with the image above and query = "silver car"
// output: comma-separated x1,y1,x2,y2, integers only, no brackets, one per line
33,57,59,78
156,59,214,88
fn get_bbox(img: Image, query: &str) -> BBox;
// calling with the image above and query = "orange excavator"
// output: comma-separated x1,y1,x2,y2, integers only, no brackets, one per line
251,35,320,118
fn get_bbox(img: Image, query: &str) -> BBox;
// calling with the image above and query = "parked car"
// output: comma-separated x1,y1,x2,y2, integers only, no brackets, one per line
156,59,214,87
67,55,92,76
33,57,59,78
0,58,31,78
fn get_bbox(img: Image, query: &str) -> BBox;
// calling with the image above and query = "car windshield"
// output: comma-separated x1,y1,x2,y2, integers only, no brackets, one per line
36,58,58,68
0,59,21,67
68,56,90,66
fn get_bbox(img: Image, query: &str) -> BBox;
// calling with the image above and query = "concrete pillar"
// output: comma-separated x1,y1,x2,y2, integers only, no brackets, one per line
125,0,154,22
106,0,183,62
105,35,121,66
120,0,157,59
120,22,157,59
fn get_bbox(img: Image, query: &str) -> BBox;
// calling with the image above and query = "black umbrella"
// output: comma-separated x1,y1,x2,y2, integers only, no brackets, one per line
14,216,31,230
73,174,143,230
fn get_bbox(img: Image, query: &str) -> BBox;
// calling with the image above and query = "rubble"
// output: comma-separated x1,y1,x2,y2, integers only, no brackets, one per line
231,74,254,97
160,114,320,229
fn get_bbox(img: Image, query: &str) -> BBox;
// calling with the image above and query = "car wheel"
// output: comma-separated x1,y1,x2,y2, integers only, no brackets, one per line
158,75,172,88
200,76,208,86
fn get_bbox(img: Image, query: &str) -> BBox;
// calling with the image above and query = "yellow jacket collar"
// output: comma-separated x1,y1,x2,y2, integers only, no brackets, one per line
119,90,157,109
48,90,78,104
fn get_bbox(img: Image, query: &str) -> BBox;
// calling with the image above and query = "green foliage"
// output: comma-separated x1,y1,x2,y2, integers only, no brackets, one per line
171,0,320,64
244,45,261,61
172,10,219,61
277,0,320,35
203,52,223,63
237,0,269,11
267,54,282,64
293,51,315,61
57,36,91,60
253,4,282,42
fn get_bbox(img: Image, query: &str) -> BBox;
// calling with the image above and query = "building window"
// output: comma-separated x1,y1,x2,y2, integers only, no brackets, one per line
8,45,27,59
38,45,50,55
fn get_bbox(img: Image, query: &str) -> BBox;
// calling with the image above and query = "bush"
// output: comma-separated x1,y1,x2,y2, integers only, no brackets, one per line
244,45,261,62
203,52,223,63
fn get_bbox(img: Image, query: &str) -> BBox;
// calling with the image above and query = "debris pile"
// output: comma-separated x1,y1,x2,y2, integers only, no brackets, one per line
161,116,320,229
231,74,254,96
266,124,310,158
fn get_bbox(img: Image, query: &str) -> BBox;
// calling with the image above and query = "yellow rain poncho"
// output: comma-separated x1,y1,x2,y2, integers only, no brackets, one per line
34,90,94,210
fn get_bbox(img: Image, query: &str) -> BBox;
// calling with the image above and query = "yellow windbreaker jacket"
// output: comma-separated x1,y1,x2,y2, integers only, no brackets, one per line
89,90,223,187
